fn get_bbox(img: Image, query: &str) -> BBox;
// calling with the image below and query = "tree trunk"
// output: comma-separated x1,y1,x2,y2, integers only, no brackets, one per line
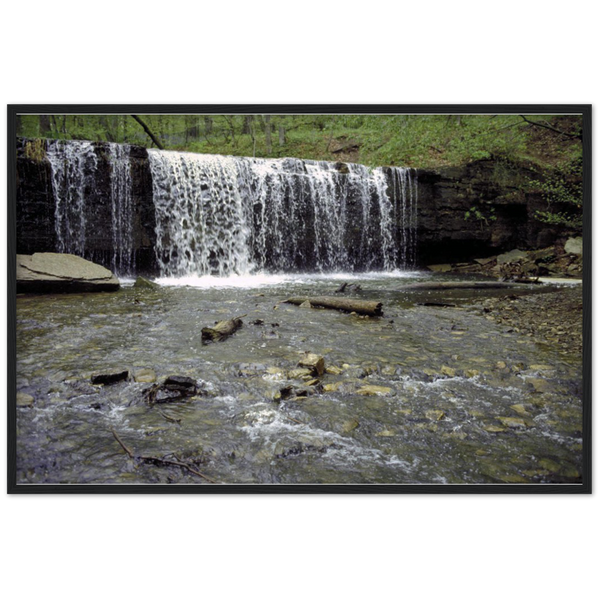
285,296,383,316
279,125,286,146
204,116,213,136
39,115,51,136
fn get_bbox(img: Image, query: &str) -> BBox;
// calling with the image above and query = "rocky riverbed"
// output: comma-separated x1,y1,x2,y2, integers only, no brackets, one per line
14,272,584,486
469,286,583,357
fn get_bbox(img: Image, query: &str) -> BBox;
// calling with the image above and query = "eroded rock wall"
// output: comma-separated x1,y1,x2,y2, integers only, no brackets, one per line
414,159,566,264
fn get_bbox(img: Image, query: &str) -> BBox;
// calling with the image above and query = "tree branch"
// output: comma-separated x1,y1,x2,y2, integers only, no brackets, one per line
519,115,582,140
131,115,165,149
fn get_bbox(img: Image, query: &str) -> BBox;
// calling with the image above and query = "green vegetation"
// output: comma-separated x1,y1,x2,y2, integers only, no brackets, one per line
17,113,582,170
464,206,497,230
531,157,583,231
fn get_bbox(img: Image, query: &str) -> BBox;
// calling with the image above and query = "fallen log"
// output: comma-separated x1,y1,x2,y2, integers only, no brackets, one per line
201,315,245,343
401,281,532,291
285,296,383,316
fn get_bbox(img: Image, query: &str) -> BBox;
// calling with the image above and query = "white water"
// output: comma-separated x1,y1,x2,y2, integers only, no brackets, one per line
155,269,421,289
147,149,418,278
47,139,97,257
108,144,135,275
45,140,419,279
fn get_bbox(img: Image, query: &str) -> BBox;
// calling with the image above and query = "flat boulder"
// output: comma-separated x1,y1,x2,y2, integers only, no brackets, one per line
17,253,120,293
496,249,528,264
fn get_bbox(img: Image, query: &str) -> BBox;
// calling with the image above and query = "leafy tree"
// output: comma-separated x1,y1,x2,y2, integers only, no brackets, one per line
531,158,583,231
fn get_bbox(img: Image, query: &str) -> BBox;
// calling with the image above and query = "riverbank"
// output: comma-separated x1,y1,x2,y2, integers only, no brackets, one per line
467,285,583,358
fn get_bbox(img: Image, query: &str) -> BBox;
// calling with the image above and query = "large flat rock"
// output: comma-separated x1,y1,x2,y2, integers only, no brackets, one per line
17,253,120,293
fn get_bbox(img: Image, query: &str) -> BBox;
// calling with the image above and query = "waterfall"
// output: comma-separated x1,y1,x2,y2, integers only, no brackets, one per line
46,140,135,276
44,139,418,277
390,167,419,269
47,139,97,257
108,144,135,275
148,149,418,277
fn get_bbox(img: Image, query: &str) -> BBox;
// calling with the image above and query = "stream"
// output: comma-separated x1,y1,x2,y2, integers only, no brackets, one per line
15,272,583,485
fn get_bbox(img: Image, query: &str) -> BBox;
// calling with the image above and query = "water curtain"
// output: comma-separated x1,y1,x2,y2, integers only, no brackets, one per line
147,149,418,276
47,140,136,275
46,140,418,277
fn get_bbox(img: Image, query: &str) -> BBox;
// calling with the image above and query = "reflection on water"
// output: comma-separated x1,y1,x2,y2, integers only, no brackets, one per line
15,272,583,485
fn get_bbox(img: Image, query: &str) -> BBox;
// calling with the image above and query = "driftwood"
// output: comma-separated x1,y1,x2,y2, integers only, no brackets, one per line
111,429,216,483
401,281,531,291
335,282,362,294
201,315,245,343
285,296,383,316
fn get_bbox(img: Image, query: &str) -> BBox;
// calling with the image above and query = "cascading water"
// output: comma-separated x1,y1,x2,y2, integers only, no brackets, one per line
147,149,418,277
46,140,136,276
44,140,418,277
47,139,97,257
108,144,135,275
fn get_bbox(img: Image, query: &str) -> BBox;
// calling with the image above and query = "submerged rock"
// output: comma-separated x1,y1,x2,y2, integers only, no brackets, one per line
144,375,200,404
134,368,157,383
133,276,160,290
91,370,129,385
357,385,392,396
17,253,120,293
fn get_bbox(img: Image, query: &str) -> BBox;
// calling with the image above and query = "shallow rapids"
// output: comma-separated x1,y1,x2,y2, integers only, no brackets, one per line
15,273,582,485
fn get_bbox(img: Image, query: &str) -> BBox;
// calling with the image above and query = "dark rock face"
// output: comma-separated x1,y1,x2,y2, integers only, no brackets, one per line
16,140,57,255
413,159,566,265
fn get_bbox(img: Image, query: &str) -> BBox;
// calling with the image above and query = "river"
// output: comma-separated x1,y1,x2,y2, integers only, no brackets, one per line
15,272,583,485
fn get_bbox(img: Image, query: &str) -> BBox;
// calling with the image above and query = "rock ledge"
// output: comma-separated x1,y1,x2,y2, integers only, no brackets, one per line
17,253,120,293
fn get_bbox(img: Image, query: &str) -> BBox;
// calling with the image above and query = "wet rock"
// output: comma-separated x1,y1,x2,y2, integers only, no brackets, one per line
375,429,396,437
299,300,313,308
465,369,480,378
144,375,199,404
133,276,160,290
426,410,445,421
325,365,344,375
497,249,528,264
529,364,553,372
564,237,583,255
427,264,452,273
17,253,120,293
91,370,129,385
510,404,531,417
341,419,360,434
16,392,34,407
287,368,313,380
440,366,456,377
495,361,507,370
357,385,392,396
298,352,325,376
323,381,345,393
529,378,553,393
497,416,529,429
134,368,157,383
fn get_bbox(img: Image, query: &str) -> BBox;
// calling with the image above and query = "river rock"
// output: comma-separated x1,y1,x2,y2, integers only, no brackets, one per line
426,410,445,421
16,392,34,407
144,376,199,404
17,253,120,293
440,366,456,377
134,368,157,383
298,353,325,376
497,249,528,264
497,416,529,429
564,237,583,255
91,370,129,385
357,385,392,396
133,276,160,290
